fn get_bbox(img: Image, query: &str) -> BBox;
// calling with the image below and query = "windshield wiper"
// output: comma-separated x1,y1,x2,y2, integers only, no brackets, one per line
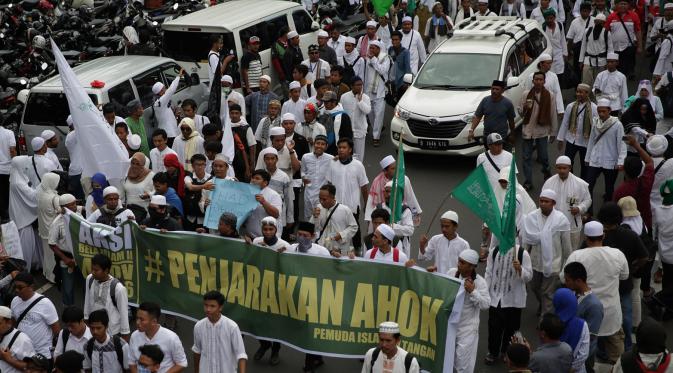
418,84,458,89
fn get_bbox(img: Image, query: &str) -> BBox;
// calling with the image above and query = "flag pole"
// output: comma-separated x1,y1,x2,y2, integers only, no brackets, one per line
423,191,453,236
390,130,403,224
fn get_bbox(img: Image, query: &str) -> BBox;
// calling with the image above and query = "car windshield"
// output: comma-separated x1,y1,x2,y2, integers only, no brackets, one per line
23,92,98,127
414,53,501,89
163,31,236,62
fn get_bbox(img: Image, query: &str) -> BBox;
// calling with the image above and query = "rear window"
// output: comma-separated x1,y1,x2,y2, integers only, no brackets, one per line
163,31,236,63
23,92,98,127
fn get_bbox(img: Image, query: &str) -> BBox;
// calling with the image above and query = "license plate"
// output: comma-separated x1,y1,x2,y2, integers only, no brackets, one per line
418,139,449,150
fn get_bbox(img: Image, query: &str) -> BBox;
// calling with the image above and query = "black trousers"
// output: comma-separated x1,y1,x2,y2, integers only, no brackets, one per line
564,142,588,180
259,340,281,353
572,41,583,80
487,305,522,356
352,209,362,253
586,166,618,216
617,46,636,77
0,174,8,220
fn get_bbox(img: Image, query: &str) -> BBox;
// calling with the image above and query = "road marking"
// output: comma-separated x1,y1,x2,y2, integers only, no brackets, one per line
35,283,53,294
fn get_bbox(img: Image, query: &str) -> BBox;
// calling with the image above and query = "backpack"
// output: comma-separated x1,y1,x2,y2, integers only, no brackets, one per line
369,247,402,262
184,174,213,217
491,245,525,263
86,335,127,373
370,347,416,372
342,55,360,86
87,276,120,309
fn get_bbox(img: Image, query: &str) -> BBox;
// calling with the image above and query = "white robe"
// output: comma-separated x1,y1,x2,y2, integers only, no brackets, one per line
300,152,334,220
418,233,470,274
36,173,61,283
541,174,591,232
522,209,571,276
8,156,42,271
545,22,568,74
310,203,358,254
400,29,427,74
593,69,629,112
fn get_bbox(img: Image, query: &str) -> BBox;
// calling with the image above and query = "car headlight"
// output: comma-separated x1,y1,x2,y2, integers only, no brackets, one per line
394,106,411,121
461,113,474,124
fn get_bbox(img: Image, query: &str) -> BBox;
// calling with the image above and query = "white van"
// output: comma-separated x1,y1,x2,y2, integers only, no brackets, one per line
162,0,320,92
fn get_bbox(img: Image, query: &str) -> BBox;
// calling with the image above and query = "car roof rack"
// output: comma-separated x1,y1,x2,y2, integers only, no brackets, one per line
452,16,524,38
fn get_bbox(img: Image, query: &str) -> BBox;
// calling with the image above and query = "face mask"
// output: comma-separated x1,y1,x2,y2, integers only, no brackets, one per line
149,208,165,220
263,235,278,246
222,87,232,95
297,236,312,253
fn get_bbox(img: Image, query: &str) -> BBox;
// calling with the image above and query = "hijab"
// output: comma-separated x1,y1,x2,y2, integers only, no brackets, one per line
179,118,201,172
90,173,109,207
622,98,657,134
8,156,38,230
36,172,61,237
553,288,586,351
163,153,185,198
127,153,151,182
637,80,657,111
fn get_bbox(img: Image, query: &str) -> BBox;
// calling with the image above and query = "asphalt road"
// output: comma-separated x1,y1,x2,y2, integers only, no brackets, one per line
33,54,673,373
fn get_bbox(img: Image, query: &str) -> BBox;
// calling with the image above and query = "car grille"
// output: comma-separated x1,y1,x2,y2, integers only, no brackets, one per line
406,118,466,139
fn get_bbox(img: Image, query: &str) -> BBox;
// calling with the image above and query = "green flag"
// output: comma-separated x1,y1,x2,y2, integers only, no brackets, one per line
372,0,395,16
451,165,502,241
499,155,518,254
391,143,405,223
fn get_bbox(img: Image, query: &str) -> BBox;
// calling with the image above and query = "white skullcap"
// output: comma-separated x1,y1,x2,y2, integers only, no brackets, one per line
376,224,395,241
152,82,164,95
282,113,296,122
597,98,612,107
402,16,413,23
150,195,167,206
459,249,479,265
0,306,11,319
287,30,299,39
214,153,231,163
261,216,278,228
289,80,301,90
41,129,56,140
539,53,552,62
647,135,669,157
441,210,459,224
345,36,357,44
594,13,606,21
380,155,395,169
260,75,271,83
269,126,285,137
385,180,393,188
584,220,604,236
102,186,119,197
59,194,76,206
666,2,673,9
540,188,557,201
478,0,488,4
259,147,279,159
498,166,511,181
366,20,377,28
221,75,233,84
379,321,400,334
369,40,383,49
128,134,142,150
317,30,329,38
66,115,73,127
556,155,572,166
606,52,619,61
31,136,45,151
666,19,673,31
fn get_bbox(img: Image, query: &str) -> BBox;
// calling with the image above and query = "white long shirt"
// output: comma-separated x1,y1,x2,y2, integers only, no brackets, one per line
324,159,369,213
579,26,614,67
522,71,565,114
327,36,347,63
83,274,131,336
542,173,592,231
361,346,420,373
651,158,673,221
129,327,188,373
153,75,181,138
562,247,629,336
485,246,533,308
243,186,283,238
364,53,392,99
281,98,308,125
65,131,83,176
593,69,628,111
446,268,490,330
0,328,34,373
584,117,627,169
653,204,673,264
364,247,410,263
171,135,205,168
149,146,177,173
567,16,593,44
27,154,57,188
54,327,92,358
476,149,513,190
302,58,331,82
301,152,334,211
654,37,673,76
400,29,426,73
310,202,358,253
45,148,62,170
192,315,247,373
454,7,475,23
340,91,372,139
545,23,569,74
557,101,598,147
418,234,470,274
365,201,415,257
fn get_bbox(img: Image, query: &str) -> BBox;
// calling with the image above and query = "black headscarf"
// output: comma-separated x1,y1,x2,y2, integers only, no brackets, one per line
622,98,657,134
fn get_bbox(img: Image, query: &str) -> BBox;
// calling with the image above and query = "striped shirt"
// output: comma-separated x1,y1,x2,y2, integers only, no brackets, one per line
241,51,262,89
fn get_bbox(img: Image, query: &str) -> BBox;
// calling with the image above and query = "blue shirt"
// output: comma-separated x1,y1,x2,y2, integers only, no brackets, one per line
164,187,184,217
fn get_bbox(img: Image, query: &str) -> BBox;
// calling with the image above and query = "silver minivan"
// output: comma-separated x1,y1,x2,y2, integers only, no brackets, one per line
20,55,209,164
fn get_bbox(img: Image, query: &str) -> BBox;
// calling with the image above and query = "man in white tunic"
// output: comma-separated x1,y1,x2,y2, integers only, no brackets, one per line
192,291,247,373
281,81,307,124
647,135,673,225
244,170,283,239
8,156,42,272
363,224,411,264
542,156,592,249
257,146,294,234
566,3,594,79
579,14,614,86
40,129,62,171
476,133,514,190
652,180,673,315
0,305,35,373
340,77,371,161
447,249,490,373
653,20,673,82
361,321,420,373
310,184,358,255
557,83,597,179
399,16,426,74
364,181,415,257
151,69,184,143
418,210,469,274
543,8,568,76
366,155,422,229
363,41,391,146
522,189,572,316
27,137,57,188
561,221,629,366
286,222,332,256
593,53,628,115
301,135,333,220
342,37,366,82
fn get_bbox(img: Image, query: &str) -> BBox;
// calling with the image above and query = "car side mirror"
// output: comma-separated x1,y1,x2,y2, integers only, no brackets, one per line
506,76,520,88
403,73,413,85
311,21,320,31
190,73,200,86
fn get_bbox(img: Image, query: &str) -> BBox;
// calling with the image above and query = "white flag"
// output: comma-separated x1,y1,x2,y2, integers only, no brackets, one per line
51,39,129,180
222,118,235,163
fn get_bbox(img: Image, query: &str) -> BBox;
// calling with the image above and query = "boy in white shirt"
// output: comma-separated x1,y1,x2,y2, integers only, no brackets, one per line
149,129,177,173
83,254,130,339
0,305,34,373
54,306,92,359
83,309,130,373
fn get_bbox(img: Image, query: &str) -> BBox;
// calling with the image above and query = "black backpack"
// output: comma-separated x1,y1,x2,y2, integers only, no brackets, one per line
86,335,128,373
184,174,213,217
95,208,127,228
342,56,360,86
87,276,120,309
370,347,416,372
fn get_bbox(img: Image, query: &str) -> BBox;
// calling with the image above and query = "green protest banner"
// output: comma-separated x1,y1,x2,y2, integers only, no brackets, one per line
65,213,463,371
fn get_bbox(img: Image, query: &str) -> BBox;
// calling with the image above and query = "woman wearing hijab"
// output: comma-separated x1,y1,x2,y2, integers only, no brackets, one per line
121,26,140,55
553,288,590,373
171,118,204,172
36,172,61,283
8,156,42,272
624,80,664,123
621,98,657,155
163,153,185,198
122,153,155,222
86,173,110,217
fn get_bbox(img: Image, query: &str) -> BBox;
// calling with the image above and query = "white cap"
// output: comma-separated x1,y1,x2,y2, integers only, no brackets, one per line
150,195,167,206
369,40,383,50
128,134,142,150
41,129,56,140
287,30,299,39
584,221,604,236
380,155,395,170
441,210,459,224
402,16,413,23
379,321,400,334
59,194,76,206
665,2,673,9
597,98,611,107
647,135,668,157
478,0,488,3
289,80,301,90
376,224,396,241
102,186,119,198
498,166,511,181
459,249,479,265
221,75,233,84
317,30,329,38
269,127,285,137
31,136,45,151
261,216,278,228
606,52,619,61
540,189,557,201
66,115,73,127
539,53,552,62
260,75,271,83
152,82,164,95
555,155,572,166
0,306,11,319
281,113,296,123
259,147,279,159
366,20,377,28
345,36,357,44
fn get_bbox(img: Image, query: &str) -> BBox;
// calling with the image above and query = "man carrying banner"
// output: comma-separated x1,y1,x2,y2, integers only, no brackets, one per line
86,187,135,227
522,189,572,316
363,224,412,264
361,321,420,373
243,170,282,239
285,221,331,256
311,184,358,255
418,210,469,274
365,181,415,257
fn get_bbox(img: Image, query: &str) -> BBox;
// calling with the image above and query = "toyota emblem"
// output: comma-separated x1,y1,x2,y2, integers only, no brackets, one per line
428,118,439,126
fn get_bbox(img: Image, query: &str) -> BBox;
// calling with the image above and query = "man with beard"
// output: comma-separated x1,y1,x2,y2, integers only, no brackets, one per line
140,195,182,231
